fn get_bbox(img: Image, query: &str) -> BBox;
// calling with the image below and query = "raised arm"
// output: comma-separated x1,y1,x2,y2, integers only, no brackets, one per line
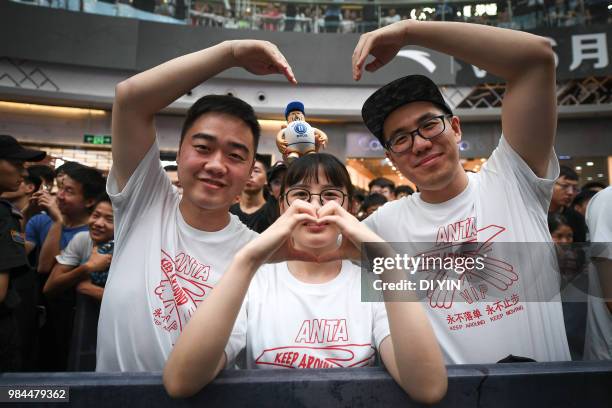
353,20,556,177
316,202,447,403
163,202,318,398
112,40,297,191
44,248,111,299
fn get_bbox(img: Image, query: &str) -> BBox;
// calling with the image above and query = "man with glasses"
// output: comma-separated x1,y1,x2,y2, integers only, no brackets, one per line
355,20,570,363
550,166,587,242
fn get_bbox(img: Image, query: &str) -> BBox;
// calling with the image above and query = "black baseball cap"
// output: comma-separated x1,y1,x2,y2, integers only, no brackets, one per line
0,135,46,162
361,75,453,144
267,161,287,184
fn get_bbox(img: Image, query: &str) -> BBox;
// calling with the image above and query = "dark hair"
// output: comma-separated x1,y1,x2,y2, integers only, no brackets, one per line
559,165,578,181
27,165,55,184
363,193,387,210
280,153,354,202
395,185,414,196
581,181,607,192
368,177,395,191
93,192,111,208
63,165,106,203
24,171,42,192
180,95,260,155
353,187,367,203
55,161,83,176
547,213,570,234
572,190,597,208
255,153,271,171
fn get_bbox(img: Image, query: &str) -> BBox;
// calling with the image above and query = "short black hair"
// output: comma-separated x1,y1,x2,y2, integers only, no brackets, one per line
254,153,271,171
180,95,260,156
280,153,354,202
353,187,367,203
63,165,106,203
93,192,111,208
56,161,84,176
559,165,578,181
572,190,597,208
395,185,414,196
547,213,570,234
581,181,607,192
363,193,387,210
24,169,42,192
27,165,55,184
368,177,395,191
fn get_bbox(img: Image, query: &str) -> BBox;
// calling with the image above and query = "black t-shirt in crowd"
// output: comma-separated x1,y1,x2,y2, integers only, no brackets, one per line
230,197,279,234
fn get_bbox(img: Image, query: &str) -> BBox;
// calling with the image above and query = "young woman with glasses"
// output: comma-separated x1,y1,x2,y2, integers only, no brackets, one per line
163,153,446,403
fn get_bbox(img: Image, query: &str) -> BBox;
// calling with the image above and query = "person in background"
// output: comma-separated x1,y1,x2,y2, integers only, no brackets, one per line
572,190,597,218
583,186,612,360
0,135,46,371
267,161,288,200
27,165,56,194
26,165,105,371
1,168,42,214
581,181,607,193
395,185,415,199
43,193,114,302
362,193,387,218
26,165,106,273
368,177,396,201
54,161,83,192
549,166,587,242
351,187,367,219
230,154,278,233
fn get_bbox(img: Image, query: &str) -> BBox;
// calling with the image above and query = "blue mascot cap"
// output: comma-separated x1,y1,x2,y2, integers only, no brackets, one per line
285,101,305,119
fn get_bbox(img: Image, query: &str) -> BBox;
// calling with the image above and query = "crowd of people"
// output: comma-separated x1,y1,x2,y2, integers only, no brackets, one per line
1,17,611,403
186,1,612,33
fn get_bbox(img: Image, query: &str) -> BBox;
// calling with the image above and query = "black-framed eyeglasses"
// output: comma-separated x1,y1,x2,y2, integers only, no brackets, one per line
283,187,347,207
555,182,579,193
385,114,453,154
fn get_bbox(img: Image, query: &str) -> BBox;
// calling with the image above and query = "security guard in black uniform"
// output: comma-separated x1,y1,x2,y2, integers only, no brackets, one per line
0,134,45,371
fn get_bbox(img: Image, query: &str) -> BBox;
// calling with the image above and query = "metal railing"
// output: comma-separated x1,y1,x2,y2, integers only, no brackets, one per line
11,0,612,33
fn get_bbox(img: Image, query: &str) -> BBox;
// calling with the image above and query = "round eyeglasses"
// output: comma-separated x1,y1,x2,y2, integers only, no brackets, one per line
385,114,453,154
283,187,347,207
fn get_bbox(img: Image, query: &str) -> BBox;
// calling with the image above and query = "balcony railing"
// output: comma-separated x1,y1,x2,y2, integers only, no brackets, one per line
11,0,612,33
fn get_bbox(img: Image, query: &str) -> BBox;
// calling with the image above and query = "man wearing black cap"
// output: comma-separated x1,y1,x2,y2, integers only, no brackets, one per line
0,135,45,370
356,20,570,363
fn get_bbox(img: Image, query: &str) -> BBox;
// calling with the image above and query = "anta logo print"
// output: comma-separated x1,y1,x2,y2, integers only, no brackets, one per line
151,250,213,336
255,319,375,369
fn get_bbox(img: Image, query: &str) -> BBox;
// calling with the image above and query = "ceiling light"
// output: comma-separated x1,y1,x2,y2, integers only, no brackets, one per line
0,101,107,116
586,162,594,166
575,166,582,171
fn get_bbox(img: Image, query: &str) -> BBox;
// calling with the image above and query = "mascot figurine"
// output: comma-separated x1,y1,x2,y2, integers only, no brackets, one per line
276,101,328,162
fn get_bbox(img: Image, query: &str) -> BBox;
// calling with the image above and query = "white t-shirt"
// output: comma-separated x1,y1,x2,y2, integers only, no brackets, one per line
56,231,93,266
96,142,258,372
584,186,612,360
364,136,570,364
225,260,390,369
